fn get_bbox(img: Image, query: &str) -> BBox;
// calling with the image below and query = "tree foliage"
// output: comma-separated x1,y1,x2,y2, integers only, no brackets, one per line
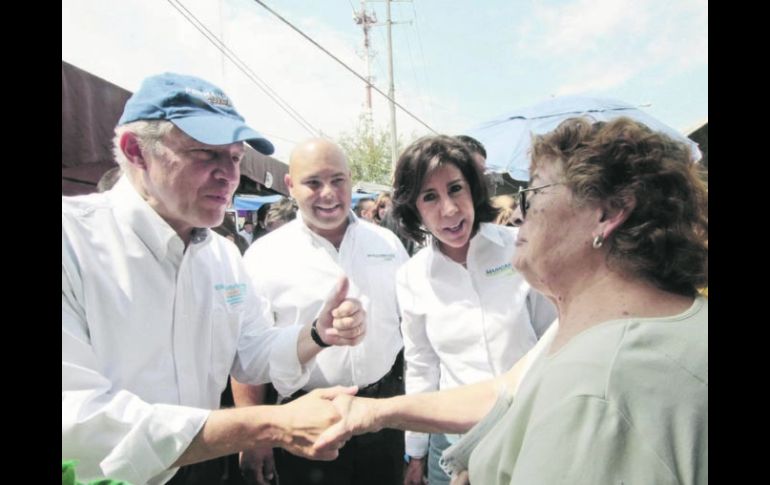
337,115,408,186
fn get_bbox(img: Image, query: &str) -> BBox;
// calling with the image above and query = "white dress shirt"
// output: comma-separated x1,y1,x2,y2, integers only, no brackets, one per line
243,212,409,393
62,177,308,485
397,223,557,457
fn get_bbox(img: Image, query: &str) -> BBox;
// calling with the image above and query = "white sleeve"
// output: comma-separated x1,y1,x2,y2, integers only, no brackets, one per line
397,267,436,458
230,256,313,397
61,264,209,484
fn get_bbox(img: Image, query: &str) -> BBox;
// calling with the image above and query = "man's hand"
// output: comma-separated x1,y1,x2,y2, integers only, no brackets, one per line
404,458,428,485
239,446,276,485
315,276,366,346
313,394,380,453
274,386,358,460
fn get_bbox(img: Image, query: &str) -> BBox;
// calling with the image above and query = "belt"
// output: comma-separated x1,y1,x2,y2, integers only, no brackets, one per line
280,349,404,404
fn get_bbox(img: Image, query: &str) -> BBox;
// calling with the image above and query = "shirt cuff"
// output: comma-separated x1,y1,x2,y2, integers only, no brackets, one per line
405,430,429,458
100,404,210,484
269,324,314,396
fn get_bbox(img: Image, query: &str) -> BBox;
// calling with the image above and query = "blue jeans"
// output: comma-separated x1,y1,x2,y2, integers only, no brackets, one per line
428,433,452,485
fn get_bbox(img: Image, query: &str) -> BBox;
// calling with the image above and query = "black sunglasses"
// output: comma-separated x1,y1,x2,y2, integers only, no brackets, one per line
517,183,562,219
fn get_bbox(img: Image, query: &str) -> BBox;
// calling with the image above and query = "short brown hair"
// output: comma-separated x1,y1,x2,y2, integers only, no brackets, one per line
531,116,708,296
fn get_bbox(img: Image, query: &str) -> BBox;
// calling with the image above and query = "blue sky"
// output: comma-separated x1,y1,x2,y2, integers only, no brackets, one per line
62,0,707,161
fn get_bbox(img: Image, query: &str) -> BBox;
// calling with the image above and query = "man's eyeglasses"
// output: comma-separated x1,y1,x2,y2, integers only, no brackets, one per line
517,183,562,219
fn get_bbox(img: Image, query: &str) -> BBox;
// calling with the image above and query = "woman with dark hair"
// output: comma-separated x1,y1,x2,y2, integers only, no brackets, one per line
390,135,556,485
317,117,708,485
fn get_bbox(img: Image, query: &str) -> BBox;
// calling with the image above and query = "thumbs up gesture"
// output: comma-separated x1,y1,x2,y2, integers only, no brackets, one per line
314,276,367,347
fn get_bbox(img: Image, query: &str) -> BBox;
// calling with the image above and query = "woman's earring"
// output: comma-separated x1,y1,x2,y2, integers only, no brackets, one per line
592,234,604,249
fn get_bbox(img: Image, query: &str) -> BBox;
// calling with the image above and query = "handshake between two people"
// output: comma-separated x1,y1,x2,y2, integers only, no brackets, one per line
274,386,376,460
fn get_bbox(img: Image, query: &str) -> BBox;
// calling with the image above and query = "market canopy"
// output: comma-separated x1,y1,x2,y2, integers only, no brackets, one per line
466,95,702,182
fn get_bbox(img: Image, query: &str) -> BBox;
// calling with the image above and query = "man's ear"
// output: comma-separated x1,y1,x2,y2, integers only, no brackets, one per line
119,132,148,171
284,174,294,193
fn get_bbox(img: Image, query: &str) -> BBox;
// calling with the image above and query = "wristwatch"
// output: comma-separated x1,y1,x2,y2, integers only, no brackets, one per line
310,319,331,348
404,454,425,464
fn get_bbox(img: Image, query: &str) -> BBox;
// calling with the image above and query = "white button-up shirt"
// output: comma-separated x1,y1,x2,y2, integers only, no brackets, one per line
62,177,307,485
243,212,409,393
397,223,557,457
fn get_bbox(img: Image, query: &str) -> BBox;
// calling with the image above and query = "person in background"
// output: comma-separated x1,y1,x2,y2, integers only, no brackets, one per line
236,138,409,485
62,73,367,485
377,192,420,257
265,196,298,233
213,211,250,255
251,203,272,241
490,195,520,227
373,192,393,225
238,220,255,245
317,116,708,485
387,135,556,485
356,197,377,222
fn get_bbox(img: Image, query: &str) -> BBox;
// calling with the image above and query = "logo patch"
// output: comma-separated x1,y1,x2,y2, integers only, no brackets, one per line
214,283,246,310
367,252,396,262
485,262,515,277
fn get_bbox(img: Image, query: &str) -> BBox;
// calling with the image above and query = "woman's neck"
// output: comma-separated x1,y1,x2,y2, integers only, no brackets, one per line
548,268,693,354
438,240,470,265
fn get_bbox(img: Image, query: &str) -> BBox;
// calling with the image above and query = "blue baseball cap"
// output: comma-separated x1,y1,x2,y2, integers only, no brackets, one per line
118,73,274,155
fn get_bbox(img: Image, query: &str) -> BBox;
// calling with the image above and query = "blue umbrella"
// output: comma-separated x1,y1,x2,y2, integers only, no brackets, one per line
466,96,702,181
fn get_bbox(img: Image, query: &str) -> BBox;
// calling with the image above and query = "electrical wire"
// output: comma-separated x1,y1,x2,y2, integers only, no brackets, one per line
167,0,321,137
253,0,437,134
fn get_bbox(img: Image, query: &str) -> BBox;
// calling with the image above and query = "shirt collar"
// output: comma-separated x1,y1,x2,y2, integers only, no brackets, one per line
477,222,506,247
295,210,357,245
109,176,210,261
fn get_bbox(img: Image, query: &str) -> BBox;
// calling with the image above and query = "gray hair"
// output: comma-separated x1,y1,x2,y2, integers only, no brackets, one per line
112,120,175,168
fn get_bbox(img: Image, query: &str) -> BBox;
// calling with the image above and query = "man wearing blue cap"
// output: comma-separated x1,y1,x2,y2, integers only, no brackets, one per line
62,73,363,485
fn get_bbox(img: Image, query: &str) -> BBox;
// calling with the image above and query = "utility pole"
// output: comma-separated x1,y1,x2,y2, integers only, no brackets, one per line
385,0,398,170
353,1,376,127
369,0,409,171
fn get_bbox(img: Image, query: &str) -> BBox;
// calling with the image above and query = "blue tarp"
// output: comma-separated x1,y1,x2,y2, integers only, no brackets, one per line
233,192,377,211
233,195,283,211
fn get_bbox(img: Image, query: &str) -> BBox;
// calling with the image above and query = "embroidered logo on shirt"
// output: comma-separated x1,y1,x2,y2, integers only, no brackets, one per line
485,262,515,277
367,252,396,262
214,283,246,309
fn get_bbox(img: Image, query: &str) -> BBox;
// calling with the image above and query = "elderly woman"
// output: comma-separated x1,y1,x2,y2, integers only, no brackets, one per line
316,116,708,485
390,135,555,485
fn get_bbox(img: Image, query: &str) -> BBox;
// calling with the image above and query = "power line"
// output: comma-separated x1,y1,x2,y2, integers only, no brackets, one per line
410,0,434,121
397,2,428,120
166,0,321,137
252,0,437,134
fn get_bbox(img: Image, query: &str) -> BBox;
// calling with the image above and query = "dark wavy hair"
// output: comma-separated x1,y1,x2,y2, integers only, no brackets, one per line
531,116,708,296
392,135,498,244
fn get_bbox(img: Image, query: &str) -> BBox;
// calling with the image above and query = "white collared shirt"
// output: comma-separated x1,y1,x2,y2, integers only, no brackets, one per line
62,177,307,485
397,223,557,457
243,212,409,393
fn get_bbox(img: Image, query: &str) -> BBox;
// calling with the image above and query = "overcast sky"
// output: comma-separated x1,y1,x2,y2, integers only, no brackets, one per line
62,0,708,161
